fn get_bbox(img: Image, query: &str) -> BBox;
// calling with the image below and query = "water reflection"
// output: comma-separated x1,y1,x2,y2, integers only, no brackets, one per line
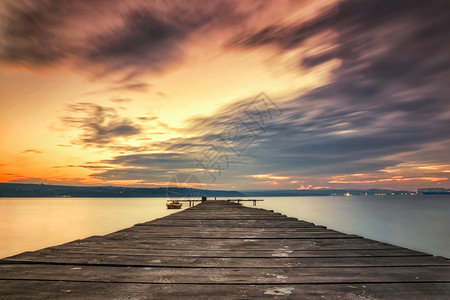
241,195,450,258
0,198,183,258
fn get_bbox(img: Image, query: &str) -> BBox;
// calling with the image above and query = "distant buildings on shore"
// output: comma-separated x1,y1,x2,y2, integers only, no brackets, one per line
417,188,450,195
330,191,416,196
331,188,450,196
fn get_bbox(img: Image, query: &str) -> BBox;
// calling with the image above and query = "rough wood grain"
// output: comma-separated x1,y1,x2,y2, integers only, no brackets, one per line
1,281,449,300
0,200,449,299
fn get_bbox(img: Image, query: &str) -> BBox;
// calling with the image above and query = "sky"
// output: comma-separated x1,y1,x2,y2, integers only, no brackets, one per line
0,0,449,191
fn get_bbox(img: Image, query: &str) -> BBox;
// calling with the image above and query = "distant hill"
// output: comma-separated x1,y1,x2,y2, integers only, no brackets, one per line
0,183,245,198
0,183,415,198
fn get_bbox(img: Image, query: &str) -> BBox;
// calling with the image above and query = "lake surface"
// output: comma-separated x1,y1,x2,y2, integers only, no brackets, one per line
242,195,450,258
1,196,449,259
0,198,185,259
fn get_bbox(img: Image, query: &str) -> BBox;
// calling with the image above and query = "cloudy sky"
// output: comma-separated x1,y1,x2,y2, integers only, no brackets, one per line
0,0,449,190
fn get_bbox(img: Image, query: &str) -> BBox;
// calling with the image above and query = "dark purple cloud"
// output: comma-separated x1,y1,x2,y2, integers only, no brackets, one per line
60,102,141,146
231,0,450,106
0,0,237,80
87,153,194,182
223,0,450,175
86,10,182,75
99,0,450,185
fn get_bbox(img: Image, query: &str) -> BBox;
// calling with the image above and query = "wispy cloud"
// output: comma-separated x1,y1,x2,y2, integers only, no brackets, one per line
329,176,448,184
297,185,330,190
249,174,290,181
59,102,141,147
22,149,43,154
83,82,151,96
110,97,133,104
87,153,194,183
0,0,238,80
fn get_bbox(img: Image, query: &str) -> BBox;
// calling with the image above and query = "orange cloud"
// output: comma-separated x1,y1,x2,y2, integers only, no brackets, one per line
297,184,330,190
22,149,42,154
249,174,290,180
329,176,448,184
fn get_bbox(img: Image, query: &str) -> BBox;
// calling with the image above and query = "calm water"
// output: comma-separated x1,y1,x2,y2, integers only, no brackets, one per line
0,198,186,258
0,196,449,259
241,195,450,258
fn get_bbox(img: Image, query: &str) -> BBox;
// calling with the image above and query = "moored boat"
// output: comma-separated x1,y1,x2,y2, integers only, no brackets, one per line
166,201,183,209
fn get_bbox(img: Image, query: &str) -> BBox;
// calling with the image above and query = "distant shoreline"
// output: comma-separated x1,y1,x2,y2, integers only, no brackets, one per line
1,182,443,198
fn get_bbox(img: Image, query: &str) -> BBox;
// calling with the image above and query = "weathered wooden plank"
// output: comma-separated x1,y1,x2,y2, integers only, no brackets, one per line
131,224,326,233
103,231,356,239
18,247,429,258
161,212,292,217
0,281,448,300
0,264,449,284
55,237,399,251
159,217,298,221
137,222,323,228
165,212,285,216
137,220,322,227
3,253,448,268
116,226,332,232
108,226,338,233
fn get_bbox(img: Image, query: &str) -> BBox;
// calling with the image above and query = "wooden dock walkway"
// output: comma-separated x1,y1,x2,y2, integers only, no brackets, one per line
0,200,449,299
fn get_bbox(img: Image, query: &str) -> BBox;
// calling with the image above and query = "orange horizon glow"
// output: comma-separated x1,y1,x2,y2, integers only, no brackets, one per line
1,0,449,190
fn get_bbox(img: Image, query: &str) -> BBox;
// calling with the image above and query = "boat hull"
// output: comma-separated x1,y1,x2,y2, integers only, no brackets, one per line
166,202,183,209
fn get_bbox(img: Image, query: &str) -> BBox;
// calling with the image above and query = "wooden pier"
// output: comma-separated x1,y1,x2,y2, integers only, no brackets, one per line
170,198,264,207
0,200,449,299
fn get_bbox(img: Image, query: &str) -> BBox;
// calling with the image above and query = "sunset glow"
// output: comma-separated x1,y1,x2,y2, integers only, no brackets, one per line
1,0,449,190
